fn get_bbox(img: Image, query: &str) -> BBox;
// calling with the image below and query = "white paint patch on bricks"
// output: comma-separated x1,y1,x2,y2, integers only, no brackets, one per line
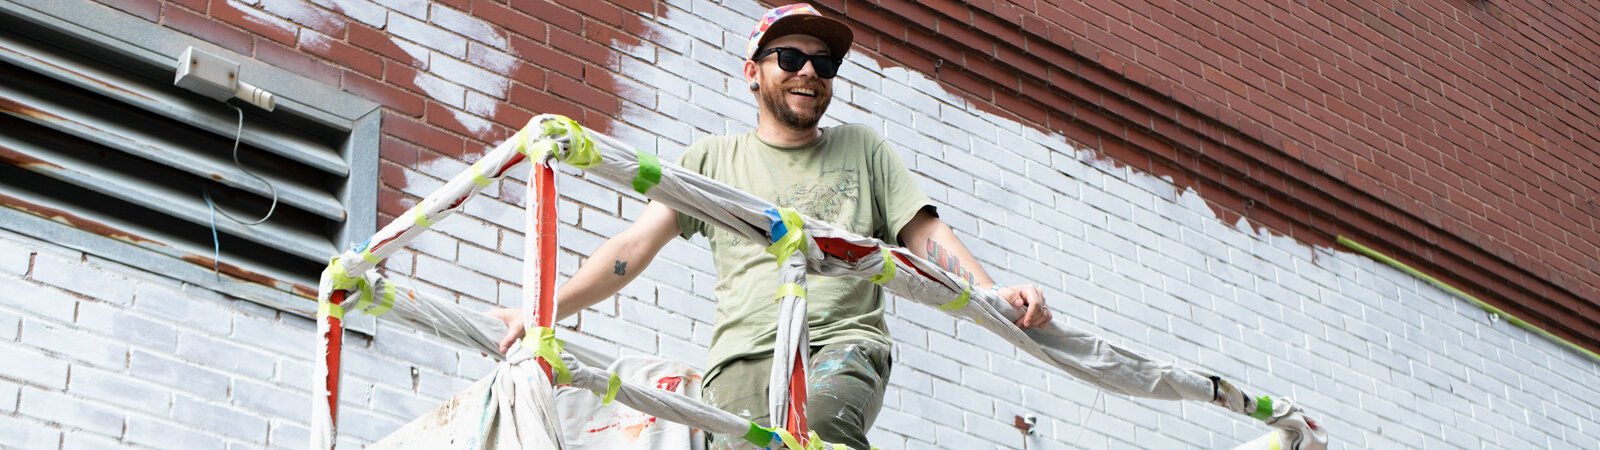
345,0,516,140
594,1,1600,449
428,3,505,50
312,0,386,28
225,0,299,36
259,0,347,36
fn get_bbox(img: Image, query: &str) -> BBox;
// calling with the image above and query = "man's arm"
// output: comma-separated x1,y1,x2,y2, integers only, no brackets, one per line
490,201,682,352
898,208,1052,328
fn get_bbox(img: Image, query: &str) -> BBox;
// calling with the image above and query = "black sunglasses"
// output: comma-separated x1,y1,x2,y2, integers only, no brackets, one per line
752,47,844,79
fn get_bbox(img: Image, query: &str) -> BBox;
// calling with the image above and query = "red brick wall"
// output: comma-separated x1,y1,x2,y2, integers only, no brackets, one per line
90,0,1599,351
141,0,637,189
804,0,1600,351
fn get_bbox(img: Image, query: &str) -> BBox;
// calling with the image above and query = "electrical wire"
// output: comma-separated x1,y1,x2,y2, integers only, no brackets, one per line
202,105,280,275
1070,391,1104,448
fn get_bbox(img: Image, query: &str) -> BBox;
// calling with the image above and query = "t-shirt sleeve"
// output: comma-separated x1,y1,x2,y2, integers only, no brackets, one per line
674,138,711,239
869,137,933,245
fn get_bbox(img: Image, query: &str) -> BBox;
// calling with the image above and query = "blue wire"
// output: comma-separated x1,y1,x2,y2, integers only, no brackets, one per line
205,191,220,278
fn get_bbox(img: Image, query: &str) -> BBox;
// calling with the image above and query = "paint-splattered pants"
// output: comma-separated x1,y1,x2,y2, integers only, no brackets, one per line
703,341,893,450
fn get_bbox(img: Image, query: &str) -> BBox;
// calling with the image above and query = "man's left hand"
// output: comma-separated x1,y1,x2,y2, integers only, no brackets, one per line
998,284,1051,328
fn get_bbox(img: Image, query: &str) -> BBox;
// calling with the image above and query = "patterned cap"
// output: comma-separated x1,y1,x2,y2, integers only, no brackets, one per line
745,3,853,60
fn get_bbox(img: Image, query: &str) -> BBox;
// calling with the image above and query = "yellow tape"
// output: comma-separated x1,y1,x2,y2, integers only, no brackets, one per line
764,208,806,266
938,281,971,312
351,283,373,312
360,249,380,264
318,301,344,319
412,209,435,228
868,248,896,285
326,258,361,291
365,280,396,317
512,129,545,161
744,424,843,449
602,372,621,405
528,326,572,384
540,115,600,169
774,283,806,302
1269,429,1282,450
773,428,803,450
469,162,492,187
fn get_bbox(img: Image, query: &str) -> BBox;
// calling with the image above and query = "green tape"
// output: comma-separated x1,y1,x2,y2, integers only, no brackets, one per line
868,248,896,285
632,150,662,194
743,421,772,447
602,372,621,405
1250,395,1274,421
1337,236,1600,362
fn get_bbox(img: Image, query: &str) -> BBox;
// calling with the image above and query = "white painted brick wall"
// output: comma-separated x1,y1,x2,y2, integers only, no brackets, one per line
4,1,1600,449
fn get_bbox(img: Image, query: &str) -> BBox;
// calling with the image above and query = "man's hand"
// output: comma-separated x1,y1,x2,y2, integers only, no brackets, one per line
487,307,524,354
998,284,1051,328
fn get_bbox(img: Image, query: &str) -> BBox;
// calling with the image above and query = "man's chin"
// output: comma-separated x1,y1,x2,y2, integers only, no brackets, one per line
787,105,827,125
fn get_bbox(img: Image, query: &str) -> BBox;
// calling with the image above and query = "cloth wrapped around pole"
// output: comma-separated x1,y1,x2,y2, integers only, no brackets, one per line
310,130,539,449
541,115,1327,449
323,115,1326,449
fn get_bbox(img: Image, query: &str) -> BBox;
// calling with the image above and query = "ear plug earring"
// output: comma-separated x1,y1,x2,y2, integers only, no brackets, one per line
749,81,760,91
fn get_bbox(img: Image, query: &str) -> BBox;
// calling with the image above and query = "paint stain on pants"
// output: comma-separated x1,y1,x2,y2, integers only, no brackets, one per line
703,341,892,449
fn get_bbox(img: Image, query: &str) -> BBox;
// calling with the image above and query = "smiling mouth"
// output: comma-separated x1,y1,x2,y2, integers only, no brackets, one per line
786,87,818,98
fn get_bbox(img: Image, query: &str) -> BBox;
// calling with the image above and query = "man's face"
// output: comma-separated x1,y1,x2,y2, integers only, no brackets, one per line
750,34,834,131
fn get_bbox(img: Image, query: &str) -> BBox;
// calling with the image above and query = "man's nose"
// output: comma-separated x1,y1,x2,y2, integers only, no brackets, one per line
795,59,818,78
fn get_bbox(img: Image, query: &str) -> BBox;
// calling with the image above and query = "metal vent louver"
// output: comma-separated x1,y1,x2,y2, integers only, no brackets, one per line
0,17,354,293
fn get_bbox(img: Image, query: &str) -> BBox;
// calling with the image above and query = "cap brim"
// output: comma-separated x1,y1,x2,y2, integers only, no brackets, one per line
753,14,854,59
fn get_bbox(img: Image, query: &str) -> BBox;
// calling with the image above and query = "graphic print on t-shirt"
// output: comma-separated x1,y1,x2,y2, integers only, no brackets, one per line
773,166,859,227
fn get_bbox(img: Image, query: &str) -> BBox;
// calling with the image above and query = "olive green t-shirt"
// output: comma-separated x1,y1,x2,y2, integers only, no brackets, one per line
676,124,931,380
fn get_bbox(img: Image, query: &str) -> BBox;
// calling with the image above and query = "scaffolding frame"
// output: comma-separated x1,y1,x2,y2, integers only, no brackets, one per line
309,115,1327,450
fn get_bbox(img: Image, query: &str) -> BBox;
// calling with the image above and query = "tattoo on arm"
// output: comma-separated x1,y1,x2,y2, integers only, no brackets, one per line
613,260,627,276
926,239,974,284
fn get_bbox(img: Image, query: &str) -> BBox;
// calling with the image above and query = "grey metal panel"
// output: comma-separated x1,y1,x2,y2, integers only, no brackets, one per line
0,30,351,177
0,133,337,262
338,109,382,251
0,80,347,222
0,0,382,324
0,209,376,334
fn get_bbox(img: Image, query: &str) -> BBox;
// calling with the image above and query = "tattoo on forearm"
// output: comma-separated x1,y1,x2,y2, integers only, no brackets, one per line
613,260,627,276
926,239,974,284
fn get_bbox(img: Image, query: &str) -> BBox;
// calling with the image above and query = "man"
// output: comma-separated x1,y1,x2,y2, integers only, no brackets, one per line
493,4,1051,448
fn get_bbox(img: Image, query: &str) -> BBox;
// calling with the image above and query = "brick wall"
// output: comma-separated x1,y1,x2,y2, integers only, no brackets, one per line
803,0,1600,355
3,0,1598,449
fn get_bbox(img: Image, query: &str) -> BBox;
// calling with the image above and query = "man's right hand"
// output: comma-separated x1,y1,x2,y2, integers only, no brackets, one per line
487,307,524,354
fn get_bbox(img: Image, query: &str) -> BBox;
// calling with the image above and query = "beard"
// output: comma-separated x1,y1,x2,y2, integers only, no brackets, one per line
758,79,831,131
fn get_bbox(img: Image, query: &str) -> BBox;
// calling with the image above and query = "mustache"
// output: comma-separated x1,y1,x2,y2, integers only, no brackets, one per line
777,80,827,93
